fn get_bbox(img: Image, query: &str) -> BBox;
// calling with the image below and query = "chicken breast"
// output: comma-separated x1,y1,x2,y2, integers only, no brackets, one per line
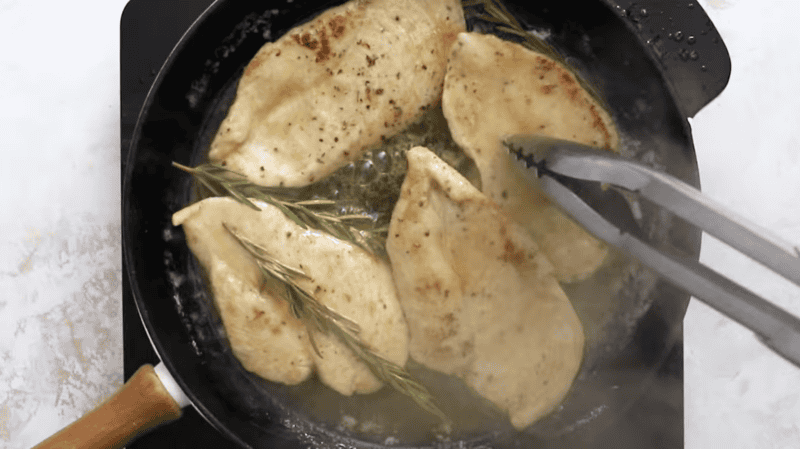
387,147,585,429
209,0,465,187
442,32,620,282
173,197,408,395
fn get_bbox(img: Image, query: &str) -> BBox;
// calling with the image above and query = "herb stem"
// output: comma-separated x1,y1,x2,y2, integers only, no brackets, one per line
173,162,386,257
223,224,448,422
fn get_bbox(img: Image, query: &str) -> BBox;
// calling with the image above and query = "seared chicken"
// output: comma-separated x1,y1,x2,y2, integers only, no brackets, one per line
209,0,465,187
387,147,585,429
173,197,408,395
442,32,620,282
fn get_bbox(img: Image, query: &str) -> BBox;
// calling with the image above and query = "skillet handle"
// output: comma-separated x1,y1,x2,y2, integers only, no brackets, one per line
603,0,732,117
32,364,186,449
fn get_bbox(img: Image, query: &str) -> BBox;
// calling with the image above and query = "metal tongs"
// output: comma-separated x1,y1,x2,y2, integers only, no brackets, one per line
505,135,800,368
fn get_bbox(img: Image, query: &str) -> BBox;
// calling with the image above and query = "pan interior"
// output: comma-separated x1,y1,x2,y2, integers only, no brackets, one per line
142,0,700,447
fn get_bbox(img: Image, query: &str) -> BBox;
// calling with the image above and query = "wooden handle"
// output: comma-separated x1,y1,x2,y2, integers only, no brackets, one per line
33,364,184,449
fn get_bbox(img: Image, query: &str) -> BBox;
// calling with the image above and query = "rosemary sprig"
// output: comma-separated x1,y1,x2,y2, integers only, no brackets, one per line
173,162,386,256
223,224,449,423
471,0,559,58
464,0,609,109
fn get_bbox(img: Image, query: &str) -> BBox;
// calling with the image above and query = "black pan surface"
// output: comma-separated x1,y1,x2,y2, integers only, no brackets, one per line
122,0,730,447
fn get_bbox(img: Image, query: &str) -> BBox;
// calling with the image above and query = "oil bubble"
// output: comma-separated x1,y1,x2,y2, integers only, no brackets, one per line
687,35,696,45
374,150,391,173
340,162,356,180
625,4,651,23
673,31,684,42
358,159,377,184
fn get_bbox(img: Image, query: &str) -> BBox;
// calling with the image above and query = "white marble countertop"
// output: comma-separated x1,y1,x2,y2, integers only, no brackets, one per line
1,0,799,448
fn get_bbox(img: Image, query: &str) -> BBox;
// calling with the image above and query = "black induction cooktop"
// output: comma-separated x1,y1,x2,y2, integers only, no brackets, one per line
120,1,683,447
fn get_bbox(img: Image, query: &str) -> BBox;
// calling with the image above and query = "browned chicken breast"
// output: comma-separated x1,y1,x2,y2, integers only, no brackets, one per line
173,197,408,395
387,147,585,429
442,32,620,282
209,0,465,187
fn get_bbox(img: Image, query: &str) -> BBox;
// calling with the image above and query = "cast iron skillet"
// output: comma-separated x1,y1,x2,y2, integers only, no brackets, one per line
120,0,731,447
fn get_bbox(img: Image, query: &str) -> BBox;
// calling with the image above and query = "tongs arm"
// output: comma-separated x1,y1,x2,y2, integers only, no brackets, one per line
505,136,800,368
539,142,800,285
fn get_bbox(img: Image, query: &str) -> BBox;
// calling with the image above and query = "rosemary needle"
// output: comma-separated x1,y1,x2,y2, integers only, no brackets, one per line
223,224,449,423
172,162,386,257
